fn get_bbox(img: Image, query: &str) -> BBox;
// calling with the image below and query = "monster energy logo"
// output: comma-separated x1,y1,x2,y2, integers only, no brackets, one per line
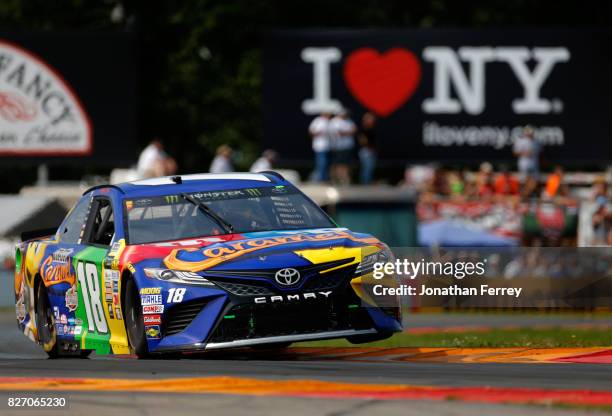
245,188,262,197
165,195,180,203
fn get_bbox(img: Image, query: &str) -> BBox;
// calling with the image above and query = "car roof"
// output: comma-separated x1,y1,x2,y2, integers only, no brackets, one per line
84,172,288,198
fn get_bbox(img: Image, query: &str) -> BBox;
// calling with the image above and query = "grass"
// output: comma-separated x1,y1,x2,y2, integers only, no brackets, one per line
296,327,612,348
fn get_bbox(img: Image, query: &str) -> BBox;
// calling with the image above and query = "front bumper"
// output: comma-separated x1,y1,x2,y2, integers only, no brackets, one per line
155,328,379,352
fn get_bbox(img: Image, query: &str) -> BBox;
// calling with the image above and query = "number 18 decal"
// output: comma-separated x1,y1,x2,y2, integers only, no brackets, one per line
167,288,186,303
76,262,108,334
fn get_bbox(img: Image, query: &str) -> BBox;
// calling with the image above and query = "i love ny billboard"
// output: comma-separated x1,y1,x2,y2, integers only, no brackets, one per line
263,29,612,165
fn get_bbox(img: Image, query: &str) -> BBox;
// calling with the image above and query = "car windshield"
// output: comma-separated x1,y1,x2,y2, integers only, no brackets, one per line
124,185,336,244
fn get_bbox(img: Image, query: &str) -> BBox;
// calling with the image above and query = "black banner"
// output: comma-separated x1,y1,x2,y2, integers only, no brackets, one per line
263,29,612,166
0,32,138,165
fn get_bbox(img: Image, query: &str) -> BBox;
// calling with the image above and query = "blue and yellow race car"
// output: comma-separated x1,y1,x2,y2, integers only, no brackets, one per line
15,172,401,358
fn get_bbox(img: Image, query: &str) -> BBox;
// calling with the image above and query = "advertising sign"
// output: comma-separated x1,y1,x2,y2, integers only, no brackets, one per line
0,33,137,164
0,40,92,156
263,29,612,165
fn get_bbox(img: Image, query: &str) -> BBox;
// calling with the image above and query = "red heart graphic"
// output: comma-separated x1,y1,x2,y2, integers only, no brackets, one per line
344,48,421,117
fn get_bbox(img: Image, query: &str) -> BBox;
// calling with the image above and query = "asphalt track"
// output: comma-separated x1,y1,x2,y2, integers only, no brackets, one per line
0,312,610,415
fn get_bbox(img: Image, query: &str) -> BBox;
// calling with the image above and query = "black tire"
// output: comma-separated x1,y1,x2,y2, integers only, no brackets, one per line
35,282,59,358
124,278,150,358
346,332,393,344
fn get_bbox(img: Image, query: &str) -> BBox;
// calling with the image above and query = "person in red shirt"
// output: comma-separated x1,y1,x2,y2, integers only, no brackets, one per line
475,162,494,197
494,165,520,195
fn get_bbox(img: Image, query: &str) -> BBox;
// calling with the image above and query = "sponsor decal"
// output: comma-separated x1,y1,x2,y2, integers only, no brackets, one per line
60,314,67,324
143,315,161,325
126,263,136,274
145,325,161,339
166,287,186,303
164,195,180,204
192,190,246,200
64,285,78,311
107,303,115,320
142,304,164,314
57,324,64,335
140,294,163,305
74,326,82,335
271,186,287,194
52,248,73,263
164,230,378,271
52,306,59,320
134,198,153,206
104,269,120,282
254,291,332,304
41,254,76,286
15,295,26,323
114,307,122,320
245,188,262,197
140,287,161,295
0,40,92,155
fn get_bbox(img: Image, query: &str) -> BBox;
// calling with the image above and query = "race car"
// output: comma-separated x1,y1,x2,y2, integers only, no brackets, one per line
14,172,401,358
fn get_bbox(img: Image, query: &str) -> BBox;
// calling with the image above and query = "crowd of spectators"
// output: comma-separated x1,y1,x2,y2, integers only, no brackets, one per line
402,162,572,202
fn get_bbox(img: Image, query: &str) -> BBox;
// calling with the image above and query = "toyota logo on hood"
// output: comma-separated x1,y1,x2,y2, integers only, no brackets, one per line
274,268,301,286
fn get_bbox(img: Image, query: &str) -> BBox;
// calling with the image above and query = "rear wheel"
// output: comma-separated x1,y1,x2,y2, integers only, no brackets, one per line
35,283,59,358
125,278,150,358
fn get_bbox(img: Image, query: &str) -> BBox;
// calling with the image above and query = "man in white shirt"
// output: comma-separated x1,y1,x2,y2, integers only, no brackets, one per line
513,126,540,180
308,112,331,182
209,144,234,173
250,149,278,172
329,109,356,185
137,139,177,178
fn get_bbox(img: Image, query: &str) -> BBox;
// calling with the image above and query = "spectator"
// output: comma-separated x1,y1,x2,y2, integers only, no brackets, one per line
209,144,234,173
522,176,539,199
357,112,377,184
592,178,609,245
513,125,540,180
543,165,567,198
250,149,278,173
308,112,332,182
447,171,465,197
329,109,356,185
137,138,177,178
493,165,520,195
475,162,494,197
400,164,436,192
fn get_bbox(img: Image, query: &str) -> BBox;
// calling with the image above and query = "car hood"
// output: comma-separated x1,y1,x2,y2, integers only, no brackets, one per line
156,228,382,273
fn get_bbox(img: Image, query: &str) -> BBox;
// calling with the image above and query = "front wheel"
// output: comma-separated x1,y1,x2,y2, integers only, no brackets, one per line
125,278,150,358
35,282,59,358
